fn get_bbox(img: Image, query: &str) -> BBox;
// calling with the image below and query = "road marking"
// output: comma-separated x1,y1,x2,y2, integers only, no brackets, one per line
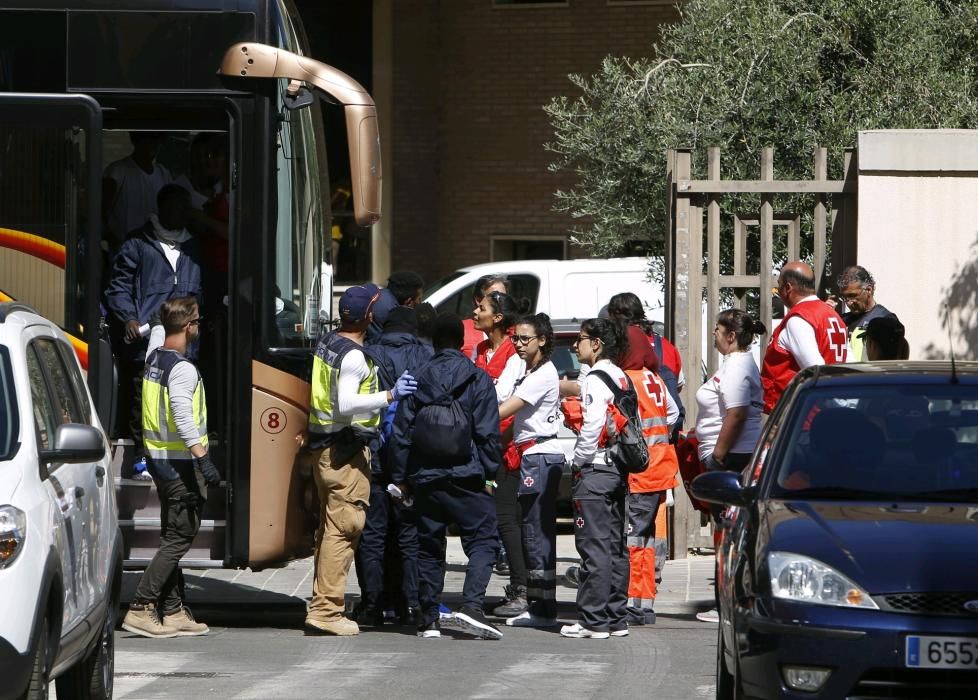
114,650,203,698
469,654,609,699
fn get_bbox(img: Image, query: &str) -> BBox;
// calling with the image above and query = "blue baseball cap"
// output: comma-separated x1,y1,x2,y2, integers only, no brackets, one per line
339,283,381,323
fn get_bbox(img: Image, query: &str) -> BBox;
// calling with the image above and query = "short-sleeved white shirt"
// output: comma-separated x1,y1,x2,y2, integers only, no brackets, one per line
694,351,763,460
513,361,564,455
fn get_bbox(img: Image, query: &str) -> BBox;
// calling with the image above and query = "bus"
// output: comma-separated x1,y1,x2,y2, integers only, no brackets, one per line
0,1,381,569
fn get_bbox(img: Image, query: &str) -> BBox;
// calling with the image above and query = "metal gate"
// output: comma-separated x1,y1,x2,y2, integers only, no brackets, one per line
665,145,857,555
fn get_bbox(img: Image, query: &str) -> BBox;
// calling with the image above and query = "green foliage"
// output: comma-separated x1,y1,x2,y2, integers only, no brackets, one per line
546,0,978,256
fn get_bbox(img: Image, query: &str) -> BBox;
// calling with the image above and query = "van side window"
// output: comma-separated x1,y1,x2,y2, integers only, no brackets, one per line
435,273,541,317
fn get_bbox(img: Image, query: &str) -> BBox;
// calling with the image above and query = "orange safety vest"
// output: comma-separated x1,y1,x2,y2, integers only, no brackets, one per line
624,369,679,493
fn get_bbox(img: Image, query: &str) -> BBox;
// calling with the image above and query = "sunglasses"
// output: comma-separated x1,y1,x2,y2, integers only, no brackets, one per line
575,334,598,343
510,334,540,345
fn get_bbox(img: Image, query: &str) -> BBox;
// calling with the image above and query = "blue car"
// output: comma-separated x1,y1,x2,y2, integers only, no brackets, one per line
692,362,978,699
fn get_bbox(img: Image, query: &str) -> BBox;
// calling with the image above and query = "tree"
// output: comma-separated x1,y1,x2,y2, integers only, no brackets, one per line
546,0,978,258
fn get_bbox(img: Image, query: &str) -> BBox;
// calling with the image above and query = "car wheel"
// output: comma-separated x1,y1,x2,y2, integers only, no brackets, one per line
715,621,741,700
25,612,49,700
56,595,116,700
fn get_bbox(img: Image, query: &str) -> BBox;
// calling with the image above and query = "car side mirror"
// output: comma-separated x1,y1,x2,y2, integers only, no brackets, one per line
691,470,754,508
39,424,106,464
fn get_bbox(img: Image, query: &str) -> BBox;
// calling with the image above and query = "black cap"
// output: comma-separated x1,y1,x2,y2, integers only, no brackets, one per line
863,316,904,344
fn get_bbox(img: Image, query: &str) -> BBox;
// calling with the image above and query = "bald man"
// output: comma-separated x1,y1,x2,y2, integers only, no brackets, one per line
761,262,850,412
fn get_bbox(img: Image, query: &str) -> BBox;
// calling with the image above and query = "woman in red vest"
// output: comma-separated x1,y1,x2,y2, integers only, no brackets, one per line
471,291,528,616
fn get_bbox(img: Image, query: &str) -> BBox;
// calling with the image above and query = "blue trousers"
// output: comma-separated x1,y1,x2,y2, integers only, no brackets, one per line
572,464,629,632
359,479,419,608
415,476,499,626
518,452,565,619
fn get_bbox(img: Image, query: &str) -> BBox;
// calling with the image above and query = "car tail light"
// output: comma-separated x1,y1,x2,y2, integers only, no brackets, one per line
0,506,27,569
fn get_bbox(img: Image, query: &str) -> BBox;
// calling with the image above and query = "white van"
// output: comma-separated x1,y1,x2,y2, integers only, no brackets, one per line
423,258,663,322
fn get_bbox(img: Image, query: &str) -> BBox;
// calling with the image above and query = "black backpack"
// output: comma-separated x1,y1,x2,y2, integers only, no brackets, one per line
652,333,685,441
411,376,474,463
590,370,650,474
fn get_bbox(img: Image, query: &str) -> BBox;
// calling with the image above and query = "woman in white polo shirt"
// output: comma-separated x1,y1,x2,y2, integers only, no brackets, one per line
495,313,565,628
695,308,767,475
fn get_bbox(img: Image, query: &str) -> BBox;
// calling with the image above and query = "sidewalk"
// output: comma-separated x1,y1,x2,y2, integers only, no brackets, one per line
122,535,716,619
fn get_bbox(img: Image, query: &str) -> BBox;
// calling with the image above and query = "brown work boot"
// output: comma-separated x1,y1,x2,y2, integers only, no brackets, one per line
122,603,179,639
161,606,210,637
304,616,360,636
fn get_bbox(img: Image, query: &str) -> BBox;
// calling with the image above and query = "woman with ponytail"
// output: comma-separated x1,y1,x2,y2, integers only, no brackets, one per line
471,291,529,615
492,313,564,627
560,317,631,639
695,309,766,474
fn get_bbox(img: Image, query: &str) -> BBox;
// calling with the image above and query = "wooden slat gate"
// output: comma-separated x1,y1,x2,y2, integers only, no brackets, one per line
665,146,858,556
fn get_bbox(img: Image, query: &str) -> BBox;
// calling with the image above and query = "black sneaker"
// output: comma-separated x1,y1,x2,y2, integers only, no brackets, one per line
447,606,503,640
400,606,422,628
355,604,385,627
564,565,580,588
417,619,441,639
491,584,528,617
494,552,510,576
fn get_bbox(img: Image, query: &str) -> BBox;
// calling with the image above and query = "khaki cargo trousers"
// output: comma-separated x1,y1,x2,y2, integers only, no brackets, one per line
307,444,371,623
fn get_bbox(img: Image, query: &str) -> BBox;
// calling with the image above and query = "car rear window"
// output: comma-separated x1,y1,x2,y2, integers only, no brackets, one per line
0,346,18,460
770,385,978,502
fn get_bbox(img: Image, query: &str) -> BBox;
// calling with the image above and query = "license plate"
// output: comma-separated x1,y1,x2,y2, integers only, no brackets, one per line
906,636,978,669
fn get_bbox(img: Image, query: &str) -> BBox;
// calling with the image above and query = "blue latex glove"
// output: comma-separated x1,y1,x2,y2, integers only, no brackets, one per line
391,371,418,401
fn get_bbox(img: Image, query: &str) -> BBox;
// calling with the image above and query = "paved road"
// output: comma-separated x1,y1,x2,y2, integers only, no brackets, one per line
112,611,718,700
103,536,719,699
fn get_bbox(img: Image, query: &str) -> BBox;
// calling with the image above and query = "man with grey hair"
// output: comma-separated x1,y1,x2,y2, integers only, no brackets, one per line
830,265,899,361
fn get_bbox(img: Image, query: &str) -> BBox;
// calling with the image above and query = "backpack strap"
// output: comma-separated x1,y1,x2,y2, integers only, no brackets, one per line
653,333,664,363
589,368,633,402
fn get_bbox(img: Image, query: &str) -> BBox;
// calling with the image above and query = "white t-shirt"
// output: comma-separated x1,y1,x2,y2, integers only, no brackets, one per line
105,156,172,240
572,359,625,467
694,351,763,460
494,353,526,403
512,361,563,455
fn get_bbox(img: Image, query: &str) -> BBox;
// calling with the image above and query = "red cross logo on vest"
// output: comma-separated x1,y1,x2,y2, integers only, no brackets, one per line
826,317,848,362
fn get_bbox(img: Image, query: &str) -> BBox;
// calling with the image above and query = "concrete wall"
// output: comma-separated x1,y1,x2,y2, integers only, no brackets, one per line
857,130,978,360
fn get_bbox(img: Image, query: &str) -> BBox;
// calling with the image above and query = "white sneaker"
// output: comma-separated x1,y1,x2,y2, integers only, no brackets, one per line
610,628,629,637
506,611,559,628
559,623,609,639
696,608,720,623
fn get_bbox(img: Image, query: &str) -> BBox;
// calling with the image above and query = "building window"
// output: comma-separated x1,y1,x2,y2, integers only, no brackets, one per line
491,236,568,261
494,0,568,7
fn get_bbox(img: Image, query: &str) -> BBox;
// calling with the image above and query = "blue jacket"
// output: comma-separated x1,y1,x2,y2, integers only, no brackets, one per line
390,349,500,486
104,225,202,359
364,331,434,477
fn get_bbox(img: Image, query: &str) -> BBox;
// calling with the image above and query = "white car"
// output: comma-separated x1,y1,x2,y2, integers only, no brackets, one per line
0,303,122,700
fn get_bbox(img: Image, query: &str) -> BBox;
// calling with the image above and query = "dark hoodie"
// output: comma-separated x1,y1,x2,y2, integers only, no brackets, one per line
389,349,500,486
365,330,434,477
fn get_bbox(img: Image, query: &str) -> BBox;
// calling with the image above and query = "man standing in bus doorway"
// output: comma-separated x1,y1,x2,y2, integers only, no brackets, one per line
122,297,221,638
367,271,425,343
305,284,418,636
105,184,202,478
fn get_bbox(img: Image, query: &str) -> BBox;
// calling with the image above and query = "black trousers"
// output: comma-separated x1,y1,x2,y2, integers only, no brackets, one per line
360,479,419,608
416,476,499,626
134,467,205,614
494,465,528,588
572,464,629,633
